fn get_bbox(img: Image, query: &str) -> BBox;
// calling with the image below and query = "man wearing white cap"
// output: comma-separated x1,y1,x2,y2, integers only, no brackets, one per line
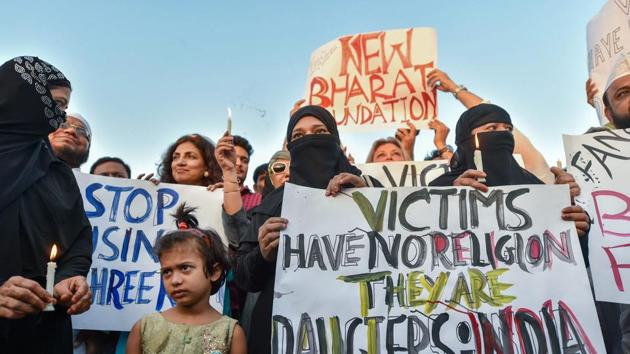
48,112,92,170
585,53,630,353
602,54,630,129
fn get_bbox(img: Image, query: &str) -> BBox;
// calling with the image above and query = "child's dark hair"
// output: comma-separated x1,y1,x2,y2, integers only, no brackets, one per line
154,203,229,295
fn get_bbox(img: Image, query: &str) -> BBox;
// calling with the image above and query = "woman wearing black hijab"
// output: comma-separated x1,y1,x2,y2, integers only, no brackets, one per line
0,56,92,353
233,105,369,354
430,103,590,242
430,103,544,188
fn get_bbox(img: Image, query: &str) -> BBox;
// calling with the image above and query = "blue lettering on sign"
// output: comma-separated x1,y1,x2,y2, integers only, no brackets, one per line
105,185,134,222
138,271,156,304
89,268,159,309
106,269,126,310
90,267,109,306
85,183,105,218
124,189,152,223
92,227,165,263
156,278,175,311
123,271,139,304
133,229,158,263
156,188,179,226
83,183,180,225
98,227,120,261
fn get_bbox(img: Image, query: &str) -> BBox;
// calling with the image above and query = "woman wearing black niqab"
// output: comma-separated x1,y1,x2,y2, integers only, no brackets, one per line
430,103,543,187
233,105,367,354
0,56,92,353
430,103,590,255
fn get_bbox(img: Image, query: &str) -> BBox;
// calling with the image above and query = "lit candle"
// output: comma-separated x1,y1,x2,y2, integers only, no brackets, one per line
473,134,486,183
44,244,57,312
227,107,232,135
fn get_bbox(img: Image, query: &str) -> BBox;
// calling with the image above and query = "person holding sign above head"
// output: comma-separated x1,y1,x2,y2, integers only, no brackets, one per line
0,56,93,353
428,69,554,183
429,103,590,238
233,105,380,354
127,204,246,354
582,54,630,354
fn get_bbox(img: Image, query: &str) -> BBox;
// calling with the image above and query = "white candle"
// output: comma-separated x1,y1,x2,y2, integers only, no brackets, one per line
227,107,232,135
474,134,486,183
44,245,57,312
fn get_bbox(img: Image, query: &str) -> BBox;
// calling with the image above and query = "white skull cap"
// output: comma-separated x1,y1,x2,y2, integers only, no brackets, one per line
605,54,630,93
66,112,92,140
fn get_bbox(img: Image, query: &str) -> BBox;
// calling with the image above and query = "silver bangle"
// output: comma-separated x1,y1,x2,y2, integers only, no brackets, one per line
453,85,468,98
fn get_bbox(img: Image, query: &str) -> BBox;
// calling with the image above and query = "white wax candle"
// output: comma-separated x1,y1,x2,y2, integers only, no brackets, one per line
474,149,486,183
43,261,56,311
44,244,57,312
227,107,232,135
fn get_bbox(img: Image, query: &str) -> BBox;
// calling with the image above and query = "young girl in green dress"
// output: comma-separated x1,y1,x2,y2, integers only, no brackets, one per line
127,204,246,354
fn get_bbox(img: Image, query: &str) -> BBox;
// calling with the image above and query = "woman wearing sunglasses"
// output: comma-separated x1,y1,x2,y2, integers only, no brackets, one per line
267,151,290,189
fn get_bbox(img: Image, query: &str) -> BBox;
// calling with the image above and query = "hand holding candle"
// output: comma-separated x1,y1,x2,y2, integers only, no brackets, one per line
227,107,232,135
473,134,486,183
556,159,563,169
44,244,57,312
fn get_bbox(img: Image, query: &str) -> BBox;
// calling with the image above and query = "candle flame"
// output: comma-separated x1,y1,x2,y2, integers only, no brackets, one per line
475,134,480,149
50,244,57,261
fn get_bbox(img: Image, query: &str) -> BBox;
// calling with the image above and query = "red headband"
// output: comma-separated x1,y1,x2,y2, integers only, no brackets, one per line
177,221,211,247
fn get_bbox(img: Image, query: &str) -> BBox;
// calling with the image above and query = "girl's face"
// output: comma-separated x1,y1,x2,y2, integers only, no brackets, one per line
372,143,405,162
171,141,207,185
269,158,290,188
159,243,221,307
290,116,330,142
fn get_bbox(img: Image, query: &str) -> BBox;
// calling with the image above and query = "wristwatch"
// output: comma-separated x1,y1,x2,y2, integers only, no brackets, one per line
453,85,468,98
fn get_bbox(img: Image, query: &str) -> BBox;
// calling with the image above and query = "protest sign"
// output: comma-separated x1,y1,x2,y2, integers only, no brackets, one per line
589,184,630,303
305,28,437,132
564,128,630,303
562,128,630,207
272,183,604,353
357,156,524,188
356,160,449,187
587,0,630,125
71,172,226,331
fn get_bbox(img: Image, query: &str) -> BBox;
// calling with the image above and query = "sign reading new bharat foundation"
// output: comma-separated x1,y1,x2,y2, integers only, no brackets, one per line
564,128,630,303
272,183,605,353
305,28,438,132
71,173,226,331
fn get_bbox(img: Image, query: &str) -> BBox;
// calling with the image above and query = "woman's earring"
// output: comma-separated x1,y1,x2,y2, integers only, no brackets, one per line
203,171,209,178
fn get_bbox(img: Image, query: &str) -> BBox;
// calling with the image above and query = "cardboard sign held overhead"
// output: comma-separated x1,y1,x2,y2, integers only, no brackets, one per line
587,0,630,125
305,28,438,132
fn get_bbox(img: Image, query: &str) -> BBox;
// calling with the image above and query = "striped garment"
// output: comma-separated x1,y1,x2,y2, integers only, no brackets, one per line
240,186,261,211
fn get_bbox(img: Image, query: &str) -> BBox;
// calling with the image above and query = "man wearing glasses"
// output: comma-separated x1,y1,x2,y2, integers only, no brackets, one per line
48,112,92,170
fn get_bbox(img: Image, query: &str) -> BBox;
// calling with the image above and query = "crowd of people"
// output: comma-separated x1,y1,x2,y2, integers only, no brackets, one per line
1,52,629,354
